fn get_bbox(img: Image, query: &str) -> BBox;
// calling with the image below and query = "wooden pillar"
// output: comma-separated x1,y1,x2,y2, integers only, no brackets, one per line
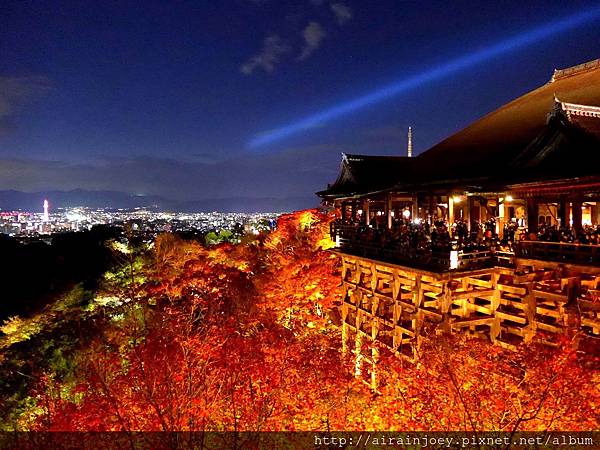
387,193,393,229
429,195,437,224
591,203,599,226
558,199,569,228
490,271,501,343
523,282,536,344
371,296,380,390
341,300,348,355
448,195,455,228
572,198,583,234
354,313,362,377
411,196,418,221
498,198,506,239
466,196,473,232
364,199,370,226
527,198,538,234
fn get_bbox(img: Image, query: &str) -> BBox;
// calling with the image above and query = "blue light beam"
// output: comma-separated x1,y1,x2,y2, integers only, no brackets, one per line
248,5,600,148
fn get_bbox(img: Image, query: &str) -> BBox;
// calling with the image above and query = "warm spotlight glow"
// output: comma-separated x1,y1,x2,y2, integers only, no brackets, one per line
248,6,600,148
450,250,459,270
506,195,514,202
452,196,462,204
402,209,411,219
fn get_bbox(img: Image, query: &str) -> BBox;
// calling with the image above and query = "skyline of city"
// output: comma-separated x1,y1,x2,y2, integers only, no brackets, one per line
0,197,281,239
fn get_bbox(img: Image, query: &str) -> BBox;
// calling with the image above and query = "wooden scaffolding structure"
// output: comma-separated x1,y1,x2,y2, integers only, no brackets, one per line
339,253,600,390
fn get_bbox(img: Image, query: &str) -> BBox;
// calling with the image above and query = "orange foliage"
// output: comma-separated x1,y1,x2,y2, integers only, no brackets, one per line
27,209,600,432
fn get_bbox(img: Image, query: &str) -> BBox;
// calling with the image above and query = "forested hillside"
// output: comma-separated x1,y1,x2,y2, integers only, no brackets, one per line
1,210,599,432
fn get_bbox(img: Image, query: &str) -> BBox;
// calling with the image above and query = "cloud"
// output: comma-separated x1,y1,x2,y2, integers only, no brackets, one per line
0,75,50,135
240,35,291,74
298,22,326,60
330,3,352,25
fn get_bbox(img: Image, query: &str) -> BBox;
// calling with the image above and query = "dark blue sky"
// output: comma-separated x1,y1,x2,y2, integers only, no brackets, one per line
2,0,600,204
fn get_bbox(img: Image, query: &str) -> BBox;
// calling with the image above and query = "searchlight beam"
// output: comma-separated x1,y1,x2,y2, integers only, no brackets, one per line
248,6,600,148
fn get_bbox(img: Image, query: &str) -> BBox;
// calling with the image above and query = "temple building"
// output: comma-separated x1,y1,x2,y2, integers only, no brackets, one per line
318,59,600,389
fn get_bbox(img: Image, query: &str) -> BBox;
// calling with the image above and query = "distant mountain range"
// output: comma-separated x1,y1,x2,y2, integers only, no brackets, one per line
0,190,318,213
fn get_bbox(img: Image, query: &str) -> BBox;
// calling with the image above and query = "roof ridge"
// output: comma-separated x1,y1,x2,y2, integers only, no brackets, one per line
550,58,600,83
344,153,410,160
563,102,600,118
555,97,600,119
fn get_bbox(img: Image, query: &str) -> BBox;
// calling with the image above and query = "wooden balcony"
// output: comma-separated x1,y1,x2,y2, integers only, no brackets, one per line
331,222,495,272
331,222,600,271
515,240,600,267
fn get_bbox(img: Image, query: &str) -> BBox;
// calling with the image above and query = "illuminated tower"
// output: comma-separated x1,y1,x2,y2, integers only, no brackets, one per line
43,199,49,222
407,126,413,157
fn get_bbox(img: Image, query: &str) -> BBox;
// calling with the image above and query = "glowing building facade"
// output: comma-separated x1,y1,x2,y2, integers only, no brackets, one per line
318,59,600,387
43,199,49,222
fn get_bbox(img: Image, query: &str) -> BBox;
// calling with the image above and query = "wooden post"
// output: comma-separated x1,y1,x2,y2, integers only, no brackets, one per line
558,199,569,228
572,198,583,235
371,297,380,390
364,199,370,226
466,196,473,232
490,271,501,343
429,195,436,224
387,193,393,229
498,199,506,239
527,198,538,234
448,195,455,231
392,270,400,351
341,299,348,355
355,313,363,377
411,196,418,221
440,281,453,334
523,282,536,344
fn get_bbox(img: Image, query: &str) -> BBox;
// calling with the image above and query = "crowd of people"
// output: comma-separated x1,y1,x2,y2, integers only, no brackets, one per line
332,216,600,258
526,224,600,245
332,217,500,256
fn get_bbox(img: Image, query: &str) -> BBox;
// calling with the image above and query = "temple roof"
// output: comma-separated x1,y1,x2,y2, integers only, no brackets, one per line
316,153,416,197
506,100,600,182
561,101,600,141
318,59,600,199
417,58,600,180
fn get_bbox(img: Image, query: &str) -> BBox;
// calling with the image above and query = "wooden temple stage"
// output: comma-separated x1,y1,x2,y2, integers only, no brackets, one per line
317,59,600,388
339,253,600,386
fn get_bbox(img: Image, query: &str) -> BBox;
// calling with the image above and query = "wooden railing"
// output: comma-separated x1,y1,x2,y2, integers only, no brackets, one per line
515,241,600,266
331,222,600,270
330,222,495,272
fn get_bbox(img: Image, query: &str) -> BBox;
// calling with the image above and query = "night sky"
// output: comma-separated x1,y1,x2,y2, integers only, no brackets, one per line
2,0,600,207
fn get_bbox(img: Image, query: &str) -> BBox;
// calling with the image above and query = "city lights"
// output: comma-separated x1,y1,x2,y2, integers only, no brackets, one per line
0,205,280,239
